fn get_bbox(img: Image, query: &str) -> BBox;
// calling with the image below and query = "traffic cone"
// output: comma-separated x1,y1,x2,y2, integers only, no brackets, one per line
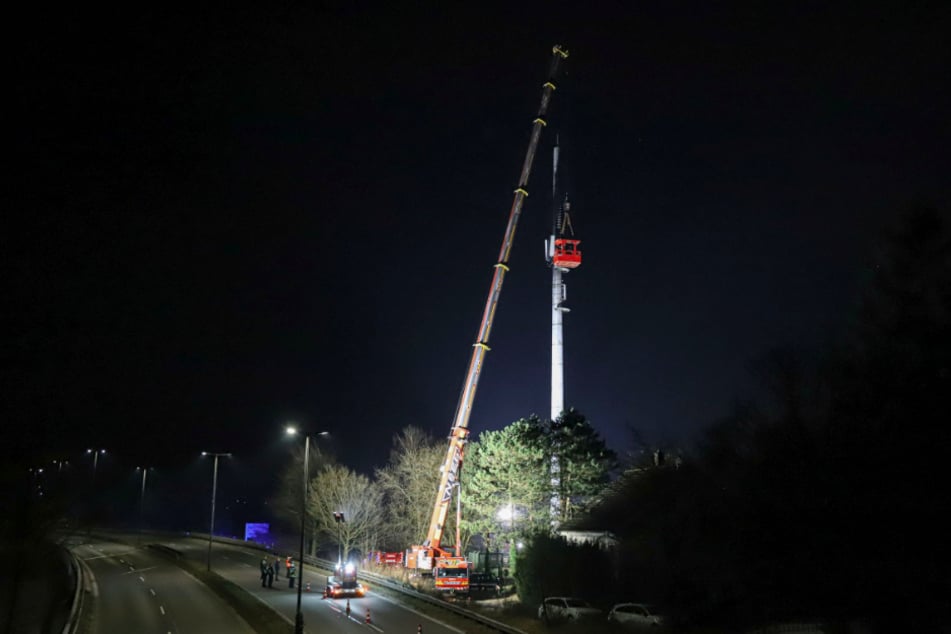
365,609,371,624
418,625,423,633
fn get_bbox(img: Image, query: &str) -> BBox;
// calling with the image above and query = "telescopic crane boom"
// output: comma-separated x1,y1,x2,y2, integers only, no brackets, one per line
407,45,569,572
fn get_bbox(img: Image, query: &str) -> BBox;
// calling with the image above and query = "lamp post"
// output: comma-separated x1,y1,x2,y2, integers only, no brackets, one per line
87,448,106,487
201,452,232,571
333,511,346,563
85,448,106,530
136,466,151,540
497,502,518,577
286,426,329,634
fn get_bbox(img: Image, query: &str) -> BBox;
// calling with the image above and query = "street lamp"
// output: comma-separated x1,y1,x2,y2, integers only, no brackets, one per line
201,452,232,571
497,503,518,577
285,426,329,634
135,466,152,539
333,511,346,563
86,448,106,486
497,503,516,526
86,448,106,529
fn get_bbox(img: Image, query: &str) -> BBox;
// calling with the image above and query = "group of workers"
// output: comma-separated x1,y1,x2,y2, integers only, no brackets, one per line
260,556,296,588
257,559,363,623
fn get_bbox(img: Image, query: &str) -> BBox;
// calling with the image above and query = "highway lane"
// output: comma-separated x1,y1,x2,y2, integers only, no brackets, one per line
68,536,256,634
157,536,465,634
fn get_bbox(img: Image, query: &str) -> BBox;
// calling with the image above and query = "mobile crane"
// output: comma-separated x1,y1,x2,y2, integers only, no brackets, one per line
405,45,569,590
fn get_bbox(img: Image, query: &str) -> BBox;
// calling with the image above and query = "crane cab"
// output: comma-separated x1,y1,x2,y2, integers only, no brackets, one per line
552,238,582,269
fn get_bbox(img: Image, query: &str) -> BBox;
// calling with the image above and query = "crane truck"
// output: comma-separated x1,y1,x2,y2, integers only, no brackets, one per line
405,45,569,593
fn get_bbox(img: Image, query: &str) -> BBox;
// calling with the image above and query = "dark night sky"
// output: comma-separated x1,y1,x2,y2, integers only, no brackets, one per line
5,4,950,487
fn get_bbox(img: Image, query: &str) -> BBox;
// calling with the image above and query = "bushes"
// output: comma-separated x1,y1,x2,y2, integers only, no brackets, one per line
514,533,613,608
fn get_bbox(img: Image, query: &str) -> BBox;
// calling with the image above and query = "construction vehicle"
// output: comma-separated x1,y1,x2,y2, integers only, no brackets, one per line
433,556,470,593
326,562,367,598
405,45,569,590
367,550,404,566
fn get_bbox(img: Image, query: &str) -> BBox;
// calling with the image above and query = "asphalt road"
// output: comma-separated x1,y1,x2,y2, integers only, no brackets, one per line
69,535,257,634
155,535,465,634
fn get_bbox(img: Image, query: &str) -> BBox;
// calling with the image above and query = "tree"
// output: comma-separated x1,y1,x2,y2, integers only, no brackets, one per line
549,409,616,523
463,416,551,545
308,464,384,562
569,206,951,632
374,426,444,549
824,205,951,630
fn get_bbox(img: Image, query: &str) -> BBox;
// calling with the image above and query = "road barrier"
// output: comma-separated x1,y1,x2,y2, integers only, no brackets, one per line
61,547,85,634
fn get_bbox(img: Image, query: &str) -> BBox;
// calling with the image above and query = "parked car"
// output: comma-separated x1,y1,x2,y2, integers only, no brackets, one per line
538,597,603,621
607,603,665,627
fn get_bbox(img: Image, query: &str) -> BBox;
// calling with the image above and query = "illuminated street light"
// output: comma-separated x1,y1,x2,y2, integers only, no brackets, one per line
135,466,152,540
497,503,519,572
85,448,107,530
86,448,106,485
285,425,329,634
201,452,232,571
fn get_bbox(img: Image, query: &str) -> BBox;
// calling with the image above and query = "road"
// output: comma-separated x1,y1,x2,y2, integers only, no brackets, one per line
68,535,257,634
155,535,464,634
72,532,466,634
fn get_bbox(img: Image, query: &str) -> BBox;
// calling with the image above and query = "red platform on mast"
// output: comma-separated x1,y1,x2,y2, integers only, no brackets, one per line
552,238,582,269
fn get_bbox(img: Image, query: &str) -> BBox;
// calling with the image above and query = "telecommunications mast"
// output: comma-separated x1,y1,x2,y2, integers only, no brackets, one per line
545,136,582,526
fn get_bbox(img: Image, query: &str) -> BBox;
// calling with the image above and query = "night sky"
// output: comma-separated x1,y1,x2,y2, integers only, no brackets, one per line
6,4,950,487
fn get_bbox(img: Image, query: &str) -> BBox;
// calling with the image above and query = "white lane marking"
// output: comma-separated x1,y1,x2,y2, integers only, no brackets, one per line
366,622,383,633
119,559,125,564
82,550,137,561
159,605,165,615
139,576,145,582
129,566,135,572
150,589,156,597
123,566,159,577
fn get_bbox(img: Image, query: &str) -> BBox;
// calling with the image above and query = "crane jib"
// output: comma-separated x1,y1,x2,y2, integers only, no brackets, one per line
420,45,569,555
